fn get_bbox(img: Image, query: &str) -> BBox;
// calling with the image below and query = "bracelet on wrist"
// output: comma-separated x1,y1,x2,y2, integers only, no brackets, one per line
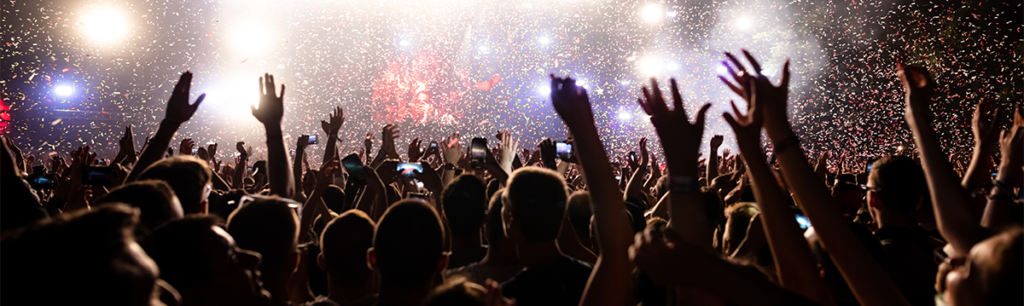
772,134,800,154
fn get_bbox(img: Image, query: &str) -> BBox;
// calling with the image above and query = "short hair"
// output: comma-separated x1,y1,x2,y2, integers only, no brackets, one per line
987,227,1023,306
96,180,181,237
320,209,375,286
566,191,592,245
724,202,760,246
868,156,926,216
443,175,488,238
138,156,212,214
373,200,445,288
226,196,299,276
504,167,568,243
2,204,146,306
144,215,223,291
425,277,487,306
322,185,346,213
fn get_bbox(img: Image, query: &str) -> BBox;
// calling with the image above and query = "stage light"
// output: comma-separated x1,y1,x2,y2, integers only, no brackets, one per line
576,78,588,88
734,15,753,31
617,111,632,120
231,23,271,53
537,36,551,45
641,4,663,24
478,45,489,53
667,62,681,71
638,56,662,76
619,80,631,86
538,85,551,95
399,40,411,47
79,8,129,43
55,85,74,96
716,65,728,75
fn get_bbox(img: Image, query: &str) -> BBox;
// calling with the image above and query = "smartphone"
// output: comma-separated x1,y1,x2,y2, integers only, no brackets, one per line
397,163,424,177
408,192,428,200
247,166,254,173
628,151,637,163
556,141,572,160
866,157,878,173
615,175,622,181
341,153,366,181
307,135,318,145
81,166,114,186
253,160,267,176
795,214,812,229
992,172,998,178
28,173,56,189
290,150,296,158
429,141,438,150
191,148,198,154
470,138,487,168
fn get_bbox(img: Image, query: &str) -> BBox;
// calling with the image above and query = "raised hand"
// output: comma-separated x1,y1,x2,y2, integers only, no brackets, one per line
364,132,374,155
710,134,724,150
206,143,218,163
236,141,251,158
164,71,206,125
720,50,790,140
498,131,519,173
179,138,196,156
636,78,711,175
897,63,934,126
538,138,557,169
997,104,1024,186
723,99,763,153
296,135,310,150
550,75,597,134
321,106,345,135
407,138,424,162
639,137,650,170
971,98,1002,147
251,73,285,126
381,124,401,159
442,133,462,165
119,125,136,160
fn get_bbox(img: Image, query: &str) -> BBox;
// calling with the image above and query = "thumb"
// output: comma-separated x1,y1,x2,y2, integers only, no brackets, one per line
723,112,740,130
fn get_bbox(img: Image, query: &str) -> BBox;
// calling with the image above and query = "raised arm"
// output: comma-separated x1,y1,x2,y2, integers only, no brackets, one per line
623,138,650,202
250,73,294,198
720,50,908,306
981,105,1023,229
321,106,345,166
548,76,634,306
293,135,309,201
126,72,205,182
707,135,723,182
961,99,1001,193
898,64,986,257
724,98,835,306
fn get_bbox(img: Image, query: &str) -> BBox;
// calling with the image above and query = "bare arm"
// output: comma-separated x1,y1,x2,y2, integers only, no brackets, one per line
981,105,1023,229
293,136,309,201
126,72,205,183
250,73,294,198
708,135,723,182
321,106,345,166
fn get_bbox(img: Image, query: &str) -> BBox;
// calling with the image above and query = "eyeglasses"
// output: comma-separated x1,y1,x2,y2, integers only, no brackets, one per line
859,185,883,193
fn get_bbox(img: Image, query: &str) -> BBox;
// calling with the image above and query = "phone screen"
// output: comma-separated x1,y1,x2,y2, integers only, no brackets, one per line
628,151,637,162
556,142,572,158
397,163,424,177
342,153,365,180
29,174,56,189
429,142,438,149
795,214,812,229
307,135,318,145
81,166,114,186
470,138,487,167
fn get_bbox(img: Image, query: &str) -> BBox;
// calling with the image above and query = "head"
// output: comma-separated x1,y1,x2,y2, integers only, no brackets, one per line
723,202,760,255
144,215,270,305
443,175,488,239
805,222,886,305
942,227,1023,306
2,204,161,306
502,167,568,245
370,200,447,289
138,156,213,215
566,191,593,249
866,156,926,221
302,171,317,195
318,209,376,287
831,179,865,217
424,277,488,306
96,180,183,238
225,195,300,291
322,184,346,213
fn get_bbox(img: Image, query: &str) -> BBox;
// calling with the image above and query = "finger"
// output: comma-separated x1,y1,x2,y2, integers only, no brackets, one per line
192,93,206,109
636,97,652,116
279,84,286,99
725,52,748,75
649,78,663,105
723,112,740,130
779,59,791,88
259,76,265,96
741,49,762,75
670,79,685,114
692,103,712,129
718,75,744,97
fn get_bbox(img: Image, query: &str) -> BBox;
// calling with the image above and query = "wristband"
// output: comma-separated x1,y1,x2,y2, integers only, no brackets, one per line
772,134,800,154
443,163,457,170
670,175,700,194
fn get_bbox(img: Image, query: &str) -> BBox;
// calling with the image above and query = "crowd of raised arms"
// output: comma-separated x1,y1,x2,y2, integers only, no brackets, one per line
1,50,1022,306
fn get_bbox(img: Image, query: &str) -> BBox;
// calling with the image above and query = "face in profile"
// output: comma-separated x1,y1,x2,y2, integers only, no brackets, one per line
205,226,272,305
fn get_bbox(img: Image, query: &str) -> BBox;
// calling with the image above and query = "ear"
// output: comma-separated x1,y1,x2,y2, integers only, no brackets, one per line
867,191,879,208
367,248,378,270
436,252,449,274
317,252,327,271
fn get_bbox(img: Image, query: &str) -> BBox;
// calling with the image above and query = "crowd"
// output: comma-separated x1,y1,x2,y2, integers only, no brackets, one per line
1,50,1021,306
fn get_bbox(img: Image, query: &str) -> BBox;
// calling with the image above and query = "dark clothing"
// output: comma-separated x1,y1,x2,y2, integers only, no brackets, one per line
875,225,939,306
502,255,593,305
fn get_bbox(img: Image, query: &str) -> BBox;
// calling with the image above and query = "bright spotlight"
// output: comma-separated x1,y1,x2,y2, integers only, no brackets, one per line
231,23,271,53
617,111,633,120
576,78,588,88
667,62,681,71
641,4,663,24
734,15,753,31
537,36,551,45
55,85,74,96
79,8,129,43
538,85,551,95
666,11,678,18
478,45,490,53
399,40,410,47
619,80,631,86
716,65,728,75
638,56,663,76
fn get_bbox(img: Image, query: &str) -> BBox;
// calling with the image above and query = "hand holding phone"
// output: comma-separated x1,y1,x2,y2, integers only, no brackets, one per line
556,141,573,160
303,135,318,145
470,138,487,168
342,153,366,182
81,166,114,186
396,163,424,178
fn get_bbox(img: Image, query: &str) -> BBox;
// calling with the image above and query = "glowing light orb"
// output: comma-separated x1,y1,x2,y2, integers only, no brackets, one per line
667,62,681,71
231,23,271,53
617,111,632,120
666,11,678,18
641,4,663,24
537,36,551,45
55,85,74,96
79,9,129,43
638,56,663,76
576,78,588,88
716,65,728,75
399,40,411,47
734,15,753,31
538,85,551,95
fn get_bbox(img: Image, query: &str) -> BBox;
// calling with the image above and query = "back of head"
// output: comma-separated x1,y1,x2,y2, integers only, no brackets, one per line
724,202,760,250
443,175,488,239
144,215,222,291
424,277,487,306
869,156,926,216
566,191,592,245
97,180,182,236
505,167,568,243
485,190,506,247
322,185,346,213
226,195,299,277
320,209,376,286
984,227,1023,306
373,200,445,288
3,204,152,306
138,156,212,214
